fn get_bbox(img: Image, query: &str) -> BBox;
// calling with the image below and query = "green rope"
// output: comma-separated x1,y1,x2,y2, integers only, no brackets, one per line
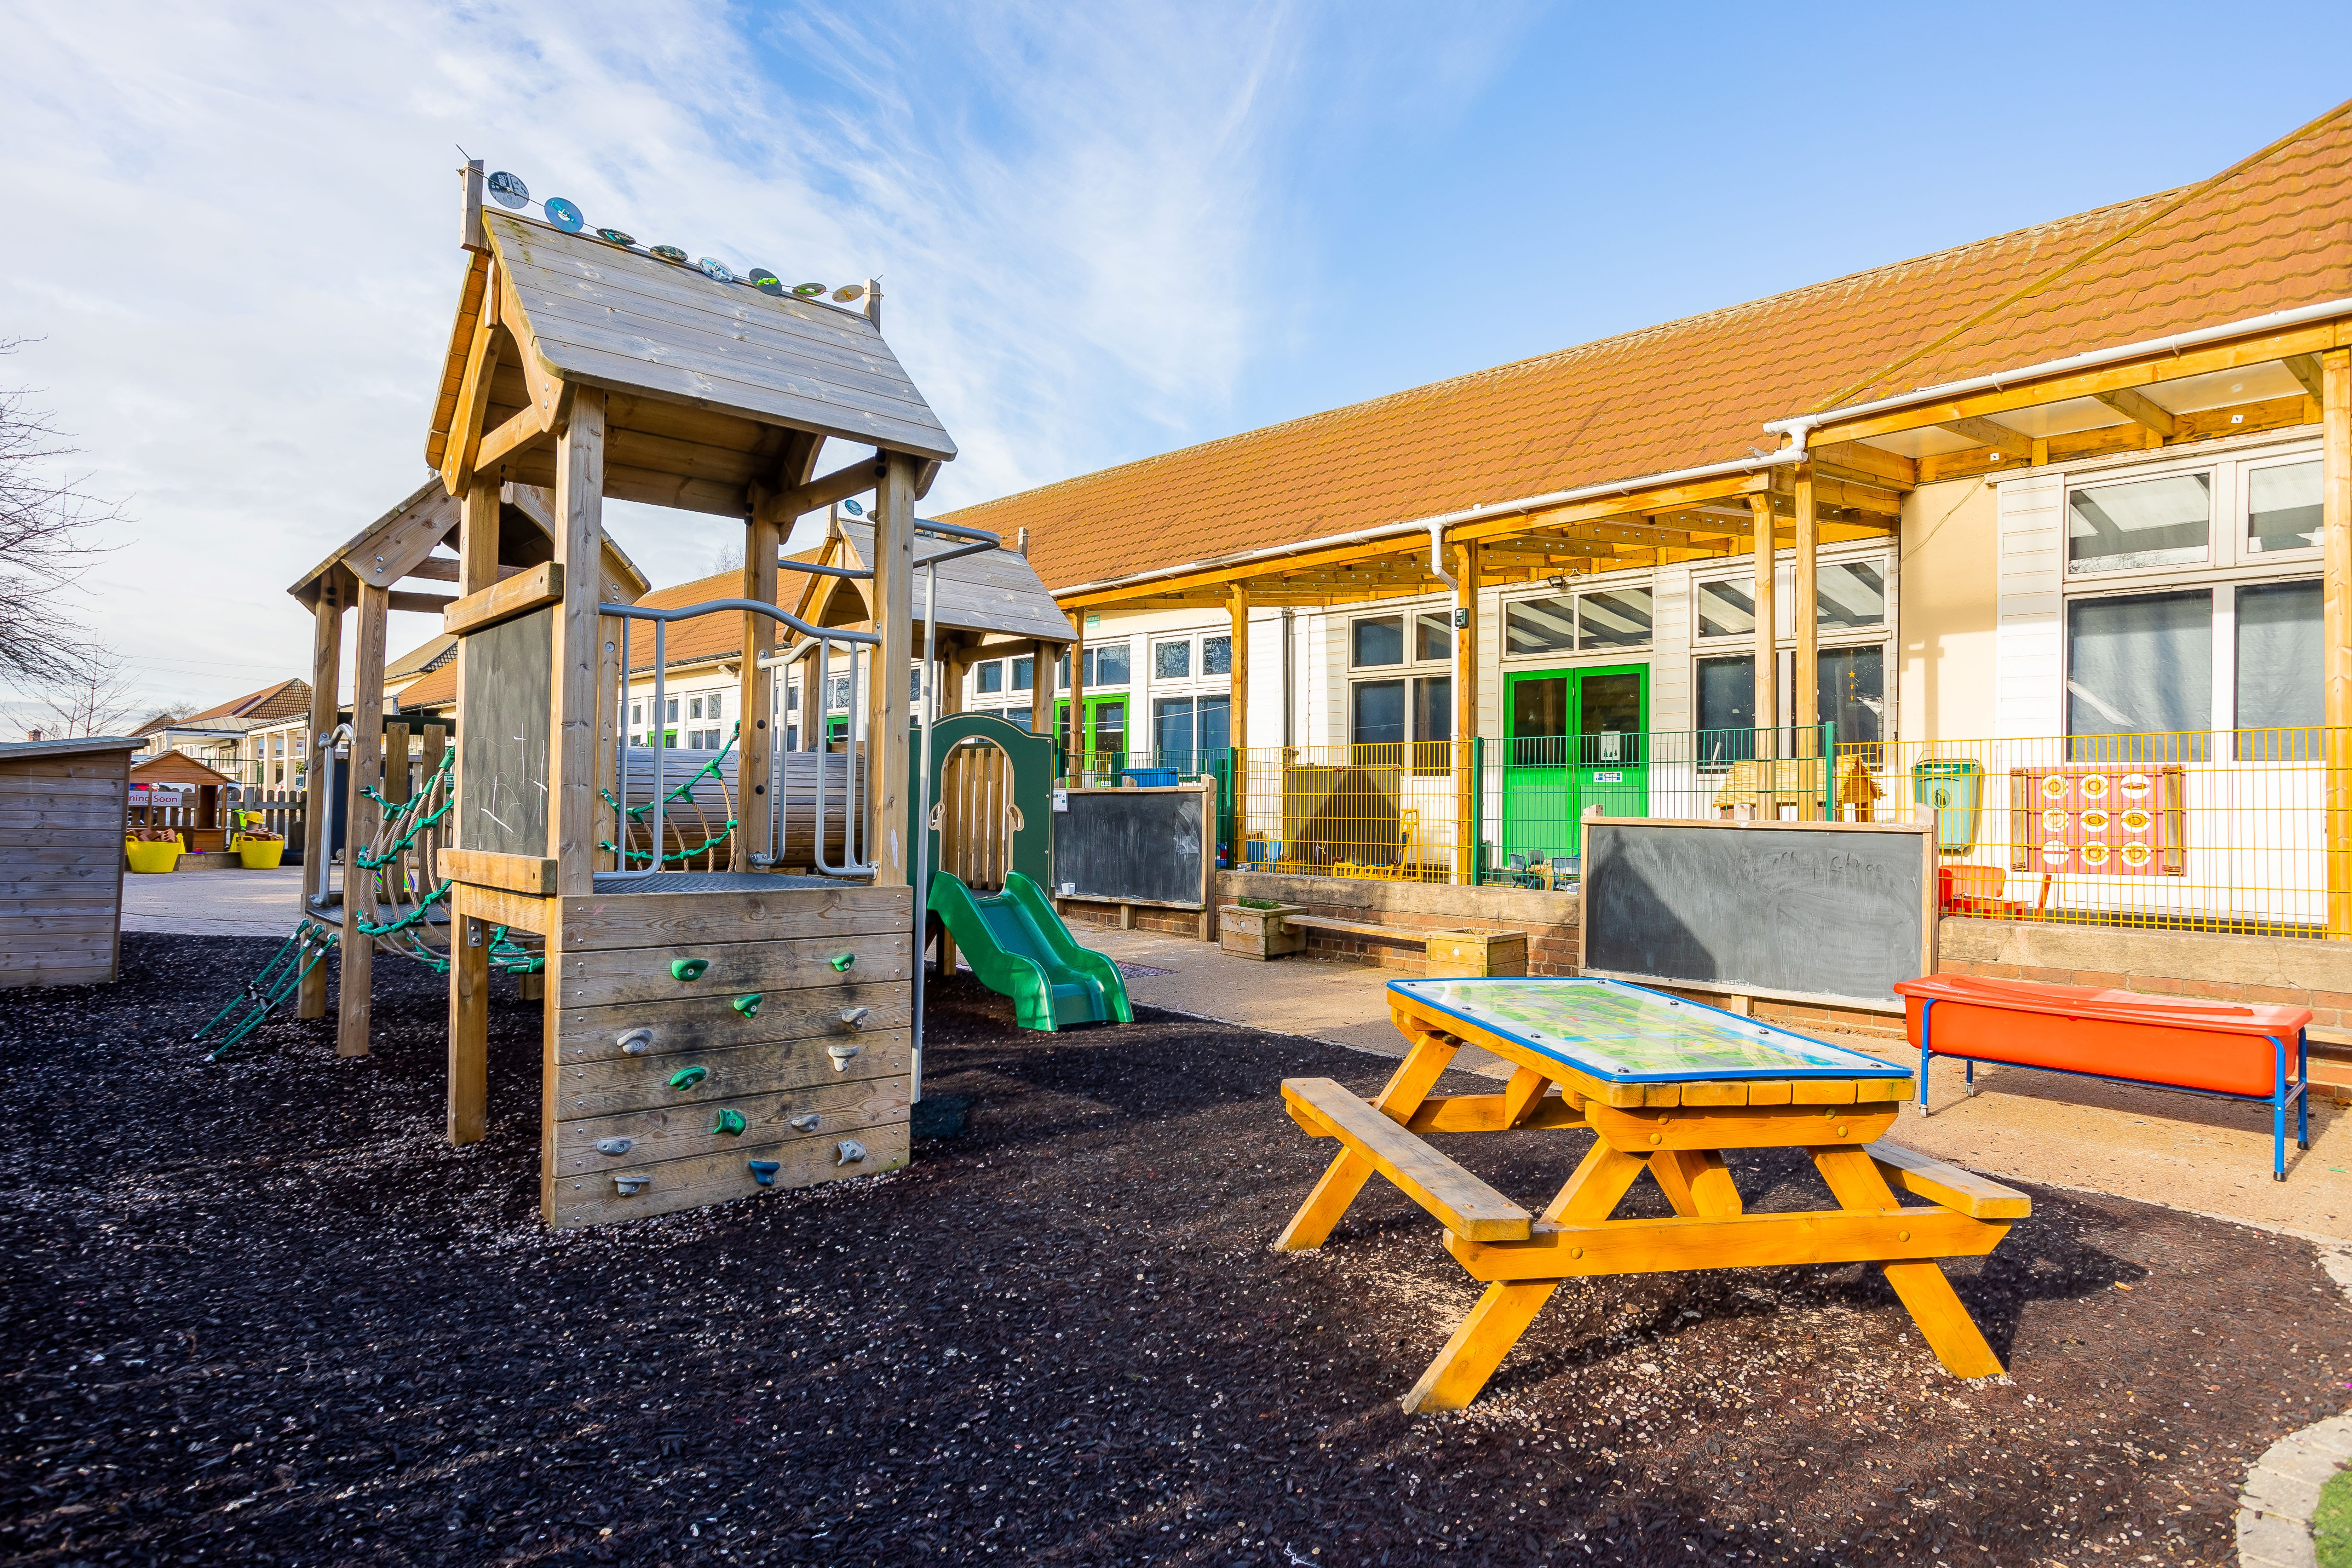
600,821,740,866
355,751,457,869
602,731,736,820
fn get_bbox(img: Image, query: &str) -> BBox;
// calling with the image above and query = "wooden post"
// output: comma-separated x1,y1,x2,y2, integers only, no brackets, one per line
1749,494,1778,761
2324,349,2351,936
798,648,822,750
297,588,341,1019
1454,539,1480,886
449,911,488,1143
735,512,782,869
1793,466,1819,822
1029,639,1053,741
1066,613,1086,775
1229,584,1249,860
338,582,388,1058
942,647,968,717
549,389,605,898
868,452,916,886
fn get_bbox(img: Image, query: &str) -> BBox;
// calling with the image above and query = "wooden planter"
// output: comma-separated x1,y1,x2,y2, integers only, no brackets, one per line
1219,902,1306,960
1424,928,1528,978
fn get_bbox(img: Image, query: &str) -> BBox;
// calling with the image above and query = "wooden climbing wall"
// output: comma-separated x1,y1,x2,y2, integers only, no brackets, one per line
541,881,915,1228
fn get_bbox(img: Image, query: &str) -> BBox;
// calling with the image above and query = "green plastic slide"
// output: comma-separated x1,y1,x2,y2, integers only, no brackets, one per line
929,871,1133,1031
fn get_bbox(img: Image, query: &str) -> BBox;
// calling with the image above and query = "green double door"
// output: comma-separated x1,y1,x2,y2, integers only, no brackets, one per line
1501,664,1648,870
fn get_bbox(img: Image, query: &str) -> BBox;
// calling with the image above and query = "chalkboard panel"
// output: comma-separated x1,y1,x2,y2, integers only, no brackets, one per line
1579,818,1934,1007
1055,787,1208,907
458,607,552,857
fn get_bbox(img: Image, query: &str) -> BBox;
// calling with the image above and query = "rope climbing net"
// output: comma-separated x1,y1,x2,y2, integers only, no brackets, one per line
601,730,740,868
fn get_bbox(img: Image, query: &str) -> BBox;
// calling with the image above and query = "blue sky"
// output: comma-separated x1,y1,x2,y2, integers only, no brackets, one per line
4,0,2350,715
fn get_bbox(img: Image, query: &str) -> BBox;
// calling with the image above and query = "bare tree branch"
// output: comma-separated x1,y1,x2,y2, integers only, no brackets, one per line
29,650,146,738
0,338,125,686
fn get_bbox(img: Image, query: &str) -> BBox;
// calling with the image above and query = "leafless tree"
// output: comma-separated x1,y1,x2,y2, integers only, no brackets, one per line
34,651,146,738
0,339,123,686
709,539,745,574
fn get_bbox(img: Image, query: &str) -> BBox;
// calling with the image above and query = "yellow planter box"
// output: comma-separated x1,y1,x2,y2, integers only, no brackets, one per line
236,839,286,870
125,839,182,874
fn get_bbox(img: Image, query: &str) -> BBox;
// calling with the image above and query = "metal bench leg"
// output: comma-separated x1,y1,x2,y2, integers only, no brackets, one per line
2298,1033,2311,1151
2272,1035,2288,1181
1915,1001,1936,1116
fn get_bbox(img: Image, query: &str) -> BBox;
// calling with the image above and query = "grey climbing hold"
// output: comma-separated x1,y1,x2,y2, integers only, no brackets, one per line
617,1028,655,1055
835,1139,867,1166
595,1137,634,1156
826,1045,860,1072
789,1113,819,1132
614,1174,652,1196
837,1006,869,1030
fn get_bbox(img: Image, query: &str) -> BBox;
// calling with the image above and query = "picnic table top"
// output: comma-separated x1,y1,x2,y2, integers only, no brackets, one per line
1387,977,1910,1085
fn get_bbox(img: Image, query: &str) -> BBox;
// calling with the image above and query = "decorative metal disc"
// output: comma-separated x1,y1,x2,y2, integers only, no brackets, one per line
747,268,783,295
792,282,826,297
651,245,689,263
597,228,637,247
842,498,864,516
544,197,584,233
832,284,865,303
487,170,529,209
696,257,736,283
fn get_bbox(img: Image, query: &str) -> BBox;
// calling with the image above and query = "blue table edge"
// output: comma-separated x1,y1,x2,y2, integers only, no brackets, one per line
1387,976,1912,1084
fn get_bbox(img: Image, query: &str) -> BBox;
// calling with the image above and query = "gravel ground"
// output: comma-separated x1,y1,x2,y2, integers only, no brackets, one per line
2,933,2348,1567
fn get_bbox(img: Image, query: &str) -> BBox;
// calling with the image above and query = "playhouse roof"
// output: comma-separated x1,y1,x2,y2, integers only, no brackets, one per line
809,520,1074,646
287,476,650,611
131,751,236,788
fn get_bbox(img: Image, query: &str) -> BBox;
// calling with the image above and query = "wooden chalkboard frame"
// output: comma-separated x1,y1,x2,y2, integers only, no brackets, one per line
1575,815,1937,1012
1053,780,1217,911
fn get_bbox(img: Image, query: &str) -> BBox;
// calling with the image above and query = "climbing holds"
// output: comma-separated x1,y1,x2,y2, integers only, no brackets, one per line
668,1065,709,1091
826,1045,861,1072
712,1108,748,1137
747,1160,780,1187
617,1027,655,1055
671,958,711,982
835,1139,867,1166
614,1174,652,1196
788,1113,819,1132
732,993,764,1019
828,952,856,972
595,1137,634,1156
837,1006,869,1030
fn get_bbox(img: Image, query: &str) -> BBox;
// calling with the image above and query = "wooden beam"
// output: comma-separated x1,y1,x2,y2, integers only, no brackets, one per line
868,454,918,886
297,592,340,1020
1228,584,1248,852
475,400,549,472
2325,349,2351,939
441,846,559,896
1811,441,1918,490
2093,386,2177,441
386,590,459,617
754,454,881,525
1449,471,1774,545
1454,538,1478,887
339,580,389,1057
1749,495,1776,762
736,509,782,870
450,912,488,1144
1937,417,2032,461
549,389,606,899
1029,638,1054,743
440,266,503,493
2286,353,2328,402
442,561,563,636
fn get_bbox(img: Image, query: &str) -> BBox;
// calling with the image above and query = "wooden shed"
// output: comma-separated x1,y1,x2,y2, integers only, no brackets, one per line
0,735,143,988
129,750,239,851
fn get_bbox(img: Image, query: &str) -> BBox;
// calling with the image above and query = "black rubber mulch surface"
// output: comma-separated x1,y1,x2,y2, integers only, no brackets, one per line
2,933,2347,1567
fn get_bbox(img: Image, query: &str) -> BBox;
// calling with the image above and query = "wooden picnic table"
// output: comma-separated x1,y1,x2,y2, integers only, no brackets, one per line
1275,976,2030,1411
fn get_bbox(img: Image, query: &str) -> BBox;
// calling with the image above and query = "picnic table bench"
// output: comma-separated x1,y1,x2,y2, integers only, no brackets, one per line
1896,973,2312,1179
1275,976,2028,1411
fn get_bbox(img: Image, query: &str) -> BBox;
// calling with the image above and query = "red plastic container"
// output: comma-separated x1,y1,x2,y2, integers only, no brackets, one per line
1893,974,2307,1098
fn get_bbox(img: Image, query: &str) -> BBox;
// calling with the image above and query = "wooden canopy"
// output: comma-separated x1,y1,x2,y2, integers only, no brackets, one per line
286,476,649,615
804,519,1071,648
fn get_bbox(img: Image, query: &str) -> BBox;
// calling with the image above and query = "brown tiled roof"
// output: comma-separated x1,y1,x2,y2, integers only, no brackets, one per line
945,110,2352,591
183,678,311,726
394,553,828,715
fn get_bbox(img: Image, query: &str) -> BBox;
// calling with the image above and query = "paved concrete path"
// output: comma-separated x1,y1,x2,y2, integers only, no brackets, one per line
122,866,307,938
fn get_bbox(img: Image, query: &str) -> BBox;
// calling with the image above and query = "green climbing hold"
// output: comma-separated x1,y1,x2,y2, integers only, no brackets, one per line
712,1108,747,1137
733,993,764,1019
668,1065,709,1091
829,952,855,972
671,958,711,982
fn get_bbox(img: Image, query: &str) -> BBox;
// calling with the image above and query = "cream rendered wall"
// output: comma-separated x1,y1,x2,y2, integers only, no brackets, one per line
1897,475,2000,745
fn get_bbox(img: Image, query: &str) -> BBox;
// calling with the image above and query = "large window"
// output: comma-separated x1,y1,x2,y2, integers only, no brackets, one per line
1153,695,1227,771
1504,588,1651,655
1817,645,1883,748
2066,472,2210,575
1816,562,1886,630
1154,639,1191,679
1695,656,1754,767
1081,641,1131,687
1696,580,1754,639
2066,590,2212,745
1346,676,1450,770
2237,579,2321,756
1351,616,1404,668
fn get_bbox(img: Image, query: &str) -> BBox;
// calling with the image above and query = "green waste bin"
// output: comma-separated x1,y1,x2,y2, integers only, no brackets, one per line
1912,758,1982,853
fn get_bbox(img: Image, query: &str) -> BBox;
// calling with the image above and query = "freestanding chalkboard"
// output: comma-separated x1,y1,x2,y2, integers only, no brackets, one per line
1054,783,1214,909
1577,817,1936,1008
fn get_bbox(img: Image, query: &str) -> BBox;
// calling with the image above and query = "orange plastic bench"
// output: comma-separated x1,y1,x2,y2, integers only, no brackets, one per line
1893,974,2310,1180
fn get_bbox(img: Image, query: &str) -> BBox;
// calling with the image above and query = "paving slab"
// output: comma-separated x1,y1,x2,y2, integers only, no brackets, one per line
121,865,307,938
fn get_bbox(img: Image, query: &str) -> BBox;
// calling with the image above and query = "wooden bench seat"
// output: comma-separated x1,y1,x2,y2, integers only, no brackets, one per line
1282,914,1422,943
1865,1141,2031,1219
1281,1077,1532,1241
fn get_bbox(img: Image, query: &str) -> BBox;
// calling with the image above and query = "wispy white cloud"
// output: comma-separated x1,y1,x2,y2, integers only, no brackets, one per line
0,0,1525,715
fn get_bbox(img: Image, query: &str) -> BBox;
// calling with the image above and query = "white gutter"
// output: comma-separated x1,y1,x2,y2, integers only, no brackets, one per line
1054,448,1804,601
1765,296,2352,442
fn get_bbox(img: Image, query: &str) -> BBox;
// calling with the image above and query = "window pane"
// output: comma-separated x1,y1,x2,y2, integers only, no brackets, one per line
709,693,723,720
2067,590,2211,740
1816,562,1885,629
1196,694,1230,754
1351,618,1403,668
1578,587,1652,648
1697,580,1754,638
2067,473,2209,574
1817,645,1884,747
976,660,1002,694
2248,460,2322,554
1095,642,1131,685
1202,635,1230,676
828,676,850,712
1509,676,1566,767
909,667,922,702
1351,680,1406,746
1696,656,1755,767
1414,676,1453,743
689,697,703,719
1155,640,1192,679
1012,655,1033,691
1154,697,1195,762
1057,652,1070,690
1005,707,1032,733
1503,596,1575,656
1094,700,1126,748
1415,613,1451,662
2237,580,2321,742
666,698,679,722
